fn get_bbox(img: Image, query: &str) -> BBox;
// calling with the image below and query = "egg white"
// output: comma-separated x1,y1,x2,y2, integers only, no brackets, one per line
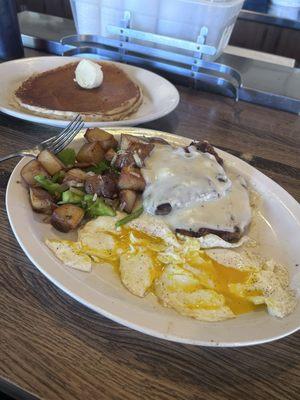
46,214,297,321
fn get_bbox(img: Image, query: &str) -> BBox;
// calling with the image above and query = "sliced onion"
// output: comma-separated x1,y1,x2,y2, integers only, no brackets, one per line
66,180,84,188
111,154,117,166
133,152,143,168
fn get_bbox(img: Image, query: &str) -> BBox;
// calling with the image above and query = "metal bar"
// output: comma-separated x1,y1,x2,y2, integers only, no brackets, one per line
22,34,63,55
106,25,216,55
62,34,124,49
61,34,215,67
118,10,131,62
192,27,207,89
62,46,122,61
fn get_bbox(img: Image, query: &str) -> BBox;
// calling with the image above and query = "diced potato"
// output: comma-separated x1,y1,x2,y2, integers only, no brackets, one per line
84,128,110,142
85,172,118,199
114,152,135,169
97,172,118,199
118,167,146,191
115,136,154,168
84,128,118,151
51,204,85,232
38,149,65,176
84,175,102,195
29,187,54,214
74,162,95,169
76,142,104,164
120,134,148,150
63,168,87,185
21,159,49,187
119,189,137,213
105,148,117,162
128,142,154,165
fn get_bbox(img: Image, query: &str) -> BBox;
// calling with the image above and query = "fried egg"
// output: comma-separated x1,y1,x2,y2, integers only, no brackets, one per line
46,214,296,321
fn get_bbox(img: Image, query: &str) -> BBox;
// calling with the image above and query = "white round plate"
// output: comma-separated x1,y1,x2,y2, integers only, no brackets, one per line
0,56,179,127
6,128,300,347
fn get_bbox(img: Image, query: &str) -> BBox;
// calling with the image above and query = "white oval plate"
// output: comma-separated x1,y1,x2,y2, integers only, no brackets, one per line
0,56,179,127
6,128,300,347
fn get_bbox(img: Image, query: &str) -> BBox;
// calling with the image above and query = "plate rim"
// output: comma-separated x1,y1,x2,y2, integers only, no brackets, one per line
0,56,180,127
6,127,300,347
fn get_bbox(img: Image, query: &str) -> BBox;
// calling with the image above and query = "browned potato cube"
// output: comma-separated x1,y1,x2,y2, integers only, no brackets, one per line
119,189,137,213
114,139,154,169
114,152,135,169
118,167,146,191
38,149,65,176
74,162,95,169
29,187,55,214
105,148,117,162
63,168,87,185
76,142,104,165
85,172,118,199
51,204,84,232
21,159,49,187
128,142,154,166
119,134,148,150
84,128,118,151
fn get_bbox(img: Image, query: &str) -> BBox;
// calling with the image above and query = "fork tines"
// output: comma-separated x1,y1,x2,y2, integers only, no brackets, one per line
49,115,85,154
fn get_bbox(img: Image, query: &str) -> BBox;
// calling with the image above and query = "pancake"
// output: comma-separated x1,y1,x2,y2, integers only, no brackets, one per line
14,62,142,121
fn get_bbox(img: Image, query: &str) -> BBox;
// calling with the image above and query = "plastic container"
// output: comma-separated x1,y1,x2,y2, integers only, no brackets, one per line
271,0,300,6
70,0,244,61
269,3,300,20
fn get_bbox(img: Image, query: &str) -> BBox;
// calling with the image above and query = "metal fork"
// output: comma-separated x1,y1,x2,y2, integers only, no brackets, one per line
0,114,85,163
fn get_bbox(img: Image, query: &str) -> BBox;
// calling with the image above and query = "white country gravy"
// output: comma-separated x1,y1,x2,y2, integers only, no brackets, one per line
141,145,252,234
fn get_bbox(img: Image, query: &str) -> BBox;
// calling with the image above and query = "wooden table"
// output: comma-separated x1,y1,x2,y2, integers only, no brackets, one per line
0,53,300,400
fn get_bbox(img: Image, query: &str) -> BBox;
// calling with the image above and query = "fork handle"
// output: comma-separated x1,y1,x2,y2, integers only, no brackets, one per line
0,152,23,163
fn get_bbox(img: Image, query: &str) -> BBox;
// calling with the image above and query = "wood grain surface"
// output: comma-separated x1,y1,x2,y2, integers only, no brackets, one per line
0,72,300,400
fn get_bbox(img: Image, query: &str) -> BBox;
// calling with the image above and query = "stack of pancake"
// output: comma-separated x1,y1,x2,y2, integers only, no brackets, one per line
15,62,142,121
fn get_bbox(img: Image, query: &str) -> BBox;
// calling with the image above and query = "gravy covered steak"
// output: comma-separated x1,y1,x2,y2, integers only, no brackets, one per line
141,141,251,243
15,60,142,121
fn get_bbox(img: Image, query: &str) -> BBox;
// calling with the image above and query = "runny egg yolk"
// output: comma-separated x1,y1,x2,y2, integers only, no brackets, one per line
97,228,262,316
188,255,262,315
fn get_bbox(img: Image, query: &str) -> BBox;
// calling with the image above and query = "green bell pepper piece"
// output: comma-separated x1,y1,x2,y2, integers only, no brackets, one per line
58,189,85,205
57,148,76,167
115,207,143,228
83,194,116,217
52,170,66,183
34,175,66,196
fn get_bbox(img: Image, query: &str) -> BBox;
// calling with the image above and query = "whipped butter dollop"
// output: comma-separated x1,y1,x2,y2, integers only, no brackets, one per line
74,59,103,89
141,145,252,234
